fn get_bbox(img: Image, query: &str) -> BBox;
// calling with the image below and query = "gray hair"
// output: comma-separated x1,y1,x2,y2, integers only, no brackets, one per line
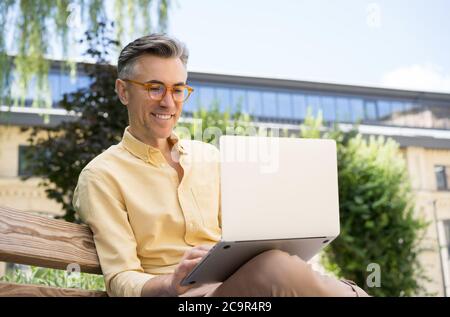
117,33,189,79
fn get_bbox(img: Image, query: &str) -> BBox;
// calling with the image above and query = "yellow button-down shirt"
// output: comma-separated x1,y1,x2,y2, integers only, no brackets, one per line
73,127,222,297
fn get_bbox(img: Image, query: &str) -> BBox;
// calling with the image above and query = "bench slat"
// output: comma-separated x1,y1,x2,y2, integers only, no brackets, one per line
0,282,107,297
0,206,102,274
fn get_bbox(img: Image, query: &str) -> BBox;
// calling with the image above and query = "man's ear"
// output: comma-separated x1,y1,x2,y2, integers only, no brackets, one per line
115,79,129,105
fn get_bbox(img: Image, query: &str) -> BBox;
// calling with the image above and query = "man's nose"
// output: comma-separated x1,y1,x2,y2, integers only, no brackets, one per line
159,90,176,108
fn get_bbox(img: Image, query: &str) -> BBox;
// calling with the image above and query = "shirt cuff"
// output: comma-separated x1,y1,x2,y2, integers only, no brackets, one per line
108,271,156,297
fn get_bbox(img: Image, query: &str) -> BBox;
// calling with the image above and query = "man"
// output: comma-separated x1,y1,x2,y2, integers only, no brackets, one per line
73,34,368,297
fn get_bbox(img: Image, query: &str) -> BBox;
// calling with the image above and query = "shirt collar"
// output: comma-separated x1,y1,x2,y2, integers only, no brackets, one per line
121,127,187,166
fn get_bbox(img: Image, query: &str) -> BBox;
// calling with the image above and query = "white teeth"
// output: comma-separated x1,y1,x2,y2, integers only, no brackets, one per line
153,113,172,120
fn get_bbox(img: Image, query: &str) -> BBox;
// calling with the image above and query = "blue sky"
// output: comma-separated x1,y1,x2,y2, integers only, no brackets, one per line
5,0,449,93
166,0,450,93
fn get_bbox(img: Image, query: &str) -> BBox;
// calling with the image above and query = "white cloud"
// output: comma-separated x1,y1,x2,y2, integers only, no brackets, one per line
381,63,450,93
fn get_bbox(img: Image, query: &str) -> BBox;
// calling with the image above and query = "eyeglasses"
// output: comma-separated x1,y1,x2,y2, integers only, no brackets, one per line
122,79,194,103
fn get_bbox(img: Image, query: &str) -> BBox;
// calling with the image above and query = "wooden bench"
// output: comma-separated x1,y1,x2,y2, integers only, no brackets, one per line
0,206,107,296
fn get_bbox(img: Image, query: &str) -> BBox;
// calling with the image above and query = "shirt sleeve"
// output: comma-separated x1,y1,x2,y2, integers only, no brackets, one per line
73,169,155,297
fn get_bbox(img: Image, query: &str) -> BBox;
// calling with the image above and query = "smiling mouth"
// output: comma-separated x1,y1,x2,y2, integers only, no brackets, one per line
151,113,175,120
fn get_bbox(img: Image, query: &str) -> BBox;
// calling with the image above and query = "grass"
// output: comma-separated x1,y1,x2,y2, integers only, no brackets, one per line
0,265,106,291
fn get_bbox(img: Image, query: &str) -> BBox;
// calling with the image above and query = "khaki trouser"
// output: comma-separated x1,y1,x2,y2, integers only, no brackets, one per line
181,250,369,297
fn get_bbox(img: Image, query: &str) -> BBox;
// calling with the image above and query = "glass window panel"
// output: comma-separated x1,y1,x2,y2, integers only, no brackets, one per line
402,102,416,127
9,80,20,102
350,98,364,122
292,94,307,120
335,97,351,122
277,93,292,118
378,100,391,119
182,92,196,113
404,102,414,111
391,101,405,126
435,165,448,190
192,86,203,112
18,145,32,177
181,82,197,113
305,95,321,118
321,96,336,121
365,100,377,121
11,75,35,106
77,75,93,90
198,86,215,110
248,90,263,117
48,72,62,103
429,104,450,129
231,89,247,114
262,92,277,118
216,87,232,112
59,73,78,96
50,73,92,106
392,101,404,115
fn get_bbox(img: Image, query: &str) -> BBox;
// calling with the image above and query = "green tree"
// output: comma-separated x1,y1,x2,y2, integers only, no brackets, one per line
299,111,429,296
327,132,429,296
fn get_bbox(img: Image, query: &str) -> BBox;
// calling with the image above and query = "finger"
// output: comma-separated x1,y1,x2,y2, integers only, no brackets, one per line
196,244,213,251
181,245,210,259
184,249,209,260
177,257,203,276
180,247,205,262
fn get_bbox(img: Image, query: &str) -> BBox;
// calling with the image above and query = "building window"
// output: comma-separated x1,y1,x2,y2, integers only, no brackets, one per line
18,145,33,177
435,165,449,191
198,86,215,110
277,93,292,119
262,92,277,118
248,90,263,117
305,95,321,118
364,100,378,121
216,87,232,113
321,96,336,121
349,98,364,122
335,97,351,122
292,93,307,120
231,89,247,114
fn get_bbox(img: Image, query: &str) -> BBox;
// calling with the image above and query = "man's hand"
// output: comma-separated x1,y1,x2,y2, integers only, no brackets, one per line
167,244,212,296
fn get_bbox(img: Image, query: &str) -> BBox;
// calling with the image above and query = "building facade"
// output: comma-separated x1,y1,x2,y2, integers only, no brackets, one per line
1,62,450,296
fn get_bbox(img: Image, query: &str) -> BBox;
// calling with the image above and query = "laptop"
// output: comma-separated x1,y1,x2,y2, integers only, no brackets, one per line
180,135,340,286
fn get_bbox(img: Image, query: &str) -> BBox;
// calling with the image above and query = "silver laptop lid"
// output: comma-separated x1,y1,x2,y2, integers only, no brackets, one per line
219,136,340,242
